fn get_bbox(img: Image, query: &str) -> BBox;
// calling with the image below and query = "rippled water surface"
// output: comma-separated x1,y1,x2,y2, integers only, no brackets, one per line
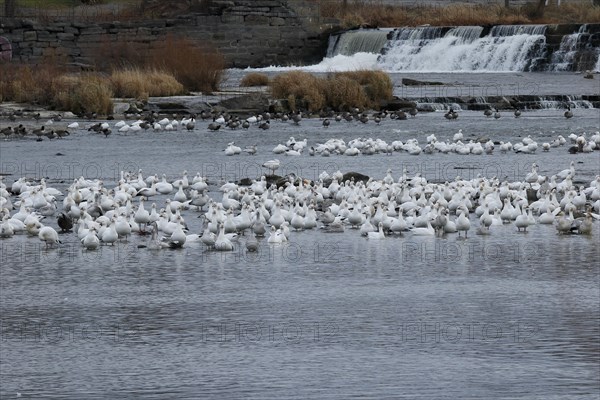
1,106,599,399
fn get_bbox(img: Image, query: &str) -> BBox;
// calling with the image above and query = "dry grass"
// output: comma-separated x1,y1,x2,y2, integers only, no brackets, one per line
0,62,66,105
536,2,600,23
148,35,225,93
270,70,392,112
316,1,600,27
240,72,270,87
323,76,367,111
336,70,393,107
270,71,326,112
52,73,114,115
91,34,226,93
0,60,113,115
1,54,193,114
110,67,185,98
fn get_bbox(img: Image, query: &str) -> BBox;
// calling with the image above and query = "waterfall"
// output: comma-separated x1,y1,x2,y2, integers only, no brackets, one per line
327,29,392,57
549,24,590,72
378,25,547,72
489,25,547,36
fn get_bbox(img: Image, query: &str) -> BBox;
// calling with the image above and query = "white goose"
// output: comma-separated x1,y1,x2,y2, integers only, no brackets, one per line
456,207,471,238
38,226,60,248
214,223,234,251
367,222,385,240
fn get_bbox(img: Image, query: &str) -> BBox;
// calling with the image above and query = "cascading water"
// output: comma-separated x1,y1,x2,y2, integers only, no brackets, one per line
550,32,581,71
378,25,547,72
322,25,598,72
327,29,392,57
549,24,590,71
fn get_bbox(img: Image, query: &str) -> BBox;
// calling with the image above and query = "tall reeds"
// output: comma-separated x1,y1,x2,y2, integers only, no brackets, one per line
270,70,392,112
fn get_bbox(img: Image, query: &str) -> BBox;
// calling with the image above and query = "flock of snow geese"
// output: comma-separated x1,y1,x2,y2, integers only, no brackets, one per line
0,160,598,253
2,108,597,157
224,130,600,159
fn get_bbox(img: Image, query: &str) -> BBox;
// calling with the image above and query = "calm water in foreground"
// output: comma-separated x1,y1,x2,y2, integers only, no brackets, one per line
0,105,599,398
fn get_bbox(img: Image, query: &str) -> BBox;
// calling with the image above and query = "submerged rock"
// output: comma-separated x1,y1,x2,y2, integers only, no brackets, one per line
402,78,445,86
342,172,370,183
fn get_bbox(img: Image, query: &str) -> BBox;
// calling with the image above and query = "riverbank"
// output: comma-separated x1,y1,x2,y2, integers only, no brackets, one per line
1,71,599,121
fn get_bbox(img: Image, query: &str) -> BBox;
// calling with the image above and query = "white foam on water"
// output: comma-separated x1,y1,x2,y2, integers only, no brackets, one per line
378,28,547,72
248,52,380,73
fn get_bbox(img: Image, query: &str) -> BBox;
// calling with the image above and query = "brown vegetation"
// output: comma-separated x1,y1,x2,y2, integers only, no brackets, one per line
53,73,114,115
0,62,114,115
110,67,185,99
316,1,600,27
0,34,223,113
148,35,225,93
0,62,63,105
93,34,226,93
270,70,392,112
240,72,270,87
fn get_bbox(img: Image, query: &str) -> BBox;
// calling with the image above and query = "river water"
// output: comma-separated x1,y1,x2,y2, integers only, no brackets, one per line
0,76,599,398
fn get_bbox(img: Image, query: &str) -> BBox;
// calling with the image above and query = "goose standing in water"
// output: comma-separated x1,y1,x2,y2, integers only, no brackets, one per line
82,227,100,250
215,223,234,251
555,212,574,234
243,145,257,155
39,226,61,248
57,212,73,232
456,207,471,238
410,217,435,236
577,212,594,235
200,221,216,249
245,229,260,252
262,159,280,176
564,105,573,119
267,226,285,244
367,222,385,240
514,107,521,118
445,108,458,120
156,175,174,194
515,207,531,232
224,142,241,156
164,223,187,249
134,198,151,232
101,218,119,245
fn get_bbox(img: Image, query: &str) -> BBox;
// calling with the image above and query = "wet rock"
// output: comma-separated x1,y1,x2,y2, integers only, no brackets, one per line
383,98,416,111
342,172,369,183
238,177,253,186
156,102,187,111
402,78,445,86
218,92,270,114
264,174,284,187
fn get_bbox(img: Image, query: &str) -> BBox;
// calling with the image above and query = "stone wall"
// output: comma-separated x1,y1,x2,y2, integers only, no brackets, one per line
0,0,341,69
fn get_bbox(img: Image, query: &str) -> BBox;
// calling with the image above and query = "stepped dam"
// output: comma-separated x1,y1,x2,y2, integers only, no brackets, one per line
327,24,600,73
